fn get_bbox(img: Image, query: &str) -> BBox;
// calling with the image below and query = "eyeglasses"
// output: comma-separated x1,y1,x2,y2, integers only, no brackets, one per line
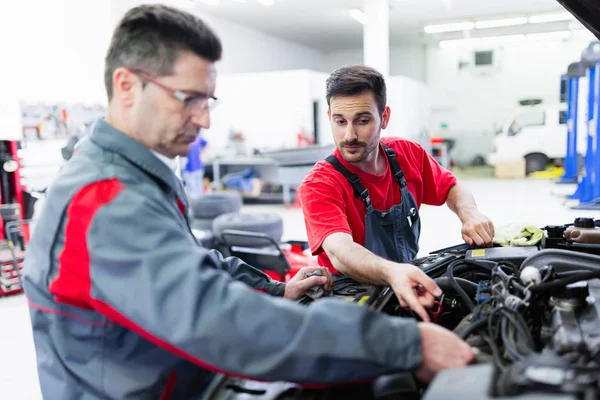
132,70,218,111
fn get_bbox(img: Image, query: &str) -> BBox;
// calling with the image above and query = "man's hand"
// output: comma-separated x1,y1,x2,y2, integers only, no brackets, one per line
385,264,442,322
460,210,495,247
283,266,333,300
446,183,494,247
414,322,475,383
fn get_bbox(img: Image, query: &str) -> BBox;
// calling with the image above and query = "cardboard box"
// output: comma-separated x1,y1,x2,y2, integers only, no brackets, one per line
495,160,526,179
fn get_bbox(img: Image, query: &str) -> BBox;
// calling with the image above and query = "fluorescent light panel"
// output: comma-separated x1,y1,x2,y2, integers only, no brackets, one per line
428,11,576,35
528,12,574,24
440,30,582,48
475,17,528,29
348,9,368,25
424,21,474,34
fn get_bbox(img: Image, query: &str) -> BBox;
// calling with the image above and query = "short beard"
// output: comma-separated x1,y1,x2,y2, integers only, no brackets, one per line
337,136,379,164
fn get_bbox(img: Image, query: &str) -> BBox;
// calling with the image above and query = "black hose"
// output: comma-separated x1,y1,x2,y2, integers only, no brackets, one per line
458,316,489,340
499,309,535,352
433,277,478,297
501,317,523,362
530,269,600,292
521,249,600,273
494,265,527,295
446,260,493,312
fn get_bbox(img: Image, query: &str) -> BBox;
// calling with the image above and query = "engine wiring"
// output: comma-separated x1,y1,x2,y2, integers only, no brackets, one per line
447,257,599,372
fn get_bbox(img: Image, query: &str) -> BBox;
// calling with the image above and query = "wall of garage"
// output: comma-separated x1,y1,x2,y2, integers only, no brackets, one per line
322,45,428,82
425,34,596,138
3,0,112,105
112,0,326,76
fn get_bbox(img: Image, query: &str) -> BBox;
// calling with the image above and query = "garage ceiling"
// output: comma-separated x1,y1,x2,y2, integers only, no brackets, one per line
188,0,575,51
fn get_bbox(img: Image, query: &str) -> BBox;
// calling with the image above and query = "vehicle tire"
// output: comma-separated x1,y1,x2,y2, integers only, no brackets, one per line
212,212,283,247
189,192,243,219
525,153,549,175
471,155,486,167
190,218,213,231
191,228,215,249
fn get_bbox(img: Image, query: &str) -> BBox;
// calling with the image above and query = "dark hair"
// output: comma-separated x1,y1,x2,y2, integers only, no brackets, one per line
326,65,387,115
104,4,222,100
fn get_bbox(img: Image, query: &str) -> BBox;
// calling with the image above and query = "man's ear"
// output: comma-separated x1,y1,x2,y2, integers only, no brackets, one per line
327,108,331,120
112,67,139,108
381,106,391,129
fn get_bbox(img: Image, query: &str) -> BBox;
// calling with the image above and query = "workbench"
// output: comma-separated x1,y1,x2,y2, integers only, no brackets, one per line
211,145,334,205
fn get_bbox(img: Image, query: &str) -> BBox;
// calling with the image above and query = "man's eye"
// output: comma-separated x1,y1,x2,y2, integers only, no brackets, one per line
358,119,370,125
335,120,346,125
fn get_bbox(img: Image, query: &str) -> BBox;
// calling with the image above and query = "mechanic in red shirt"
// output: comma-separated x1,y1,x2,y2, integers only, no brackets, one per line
300,65,495,323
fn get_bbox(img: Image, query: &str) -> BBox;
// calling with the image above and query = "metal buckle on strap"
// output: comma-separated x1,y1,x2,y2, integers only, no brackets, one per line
384,147,395,157
360,189,372,207
394,170,405,182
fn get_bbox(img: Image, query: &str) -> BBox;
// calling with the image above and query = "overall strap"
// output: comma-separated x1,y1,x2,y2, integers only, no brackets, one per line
325,155,372,209
380,143,407,188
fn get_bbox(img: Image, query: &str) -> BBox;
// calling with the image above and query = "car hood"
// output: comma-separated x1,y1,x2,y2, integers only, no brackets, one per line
557,0,600,39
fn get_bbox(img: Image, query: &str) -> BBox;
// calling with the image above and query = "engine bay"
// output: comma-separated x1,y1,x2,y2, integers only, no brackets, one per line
204,219,600,400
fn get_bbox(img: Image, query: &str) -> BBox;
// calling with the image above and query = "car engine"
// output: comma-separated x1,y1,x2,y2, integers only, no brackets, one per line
204,220,600,400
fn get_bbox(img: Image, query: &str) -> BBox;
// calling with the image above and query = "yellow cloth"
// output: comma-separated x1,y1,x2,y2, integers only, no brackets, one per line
493,222,543,247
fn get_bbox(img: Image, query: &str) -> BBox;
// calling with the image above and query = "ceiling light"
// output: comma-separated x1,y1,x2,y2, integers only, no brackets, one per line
349,9,368,25
424,21,474,34
528,12,574,24
256,0,275,5
475,17,528,29
232,0,246,2
526,31,572,41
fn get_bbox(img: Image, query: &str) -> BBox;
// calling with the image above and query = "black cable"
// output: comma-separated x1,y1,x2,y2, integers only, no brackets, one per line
494,265,528,295
531,269,600,293
485,308,505,371
459,316,489,340
501,317,523,362
433,277,478,297
499,309,535,356
446,260,493,312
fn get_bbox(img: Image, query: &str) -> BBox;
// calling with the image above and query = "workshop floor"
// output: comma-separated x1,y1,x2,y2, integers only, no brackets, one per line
1,178,597,399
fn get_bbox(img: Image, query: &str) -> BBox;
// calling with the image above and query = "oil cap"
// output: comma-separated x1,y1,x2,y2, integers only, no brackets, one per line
574,217,595,228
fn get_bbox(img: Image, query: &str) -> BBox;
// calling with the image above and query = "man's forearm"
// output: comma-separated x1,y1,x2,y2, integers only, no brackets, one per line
208,249,285,296
446,183,478,221
327,240,394,286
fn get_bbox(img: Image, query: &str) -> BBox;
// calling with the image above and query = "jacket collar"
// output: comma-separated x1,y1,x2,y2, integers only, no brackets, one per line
89,119,188,205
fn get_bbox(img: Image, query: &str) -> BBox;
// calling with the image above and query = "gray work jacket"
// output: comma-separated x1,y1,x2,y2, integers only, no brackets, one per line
23,119,422,399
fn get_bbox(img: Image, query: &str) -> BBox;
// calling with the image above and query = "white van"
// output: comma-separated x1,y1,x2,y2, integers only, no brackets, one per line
487,103,587,175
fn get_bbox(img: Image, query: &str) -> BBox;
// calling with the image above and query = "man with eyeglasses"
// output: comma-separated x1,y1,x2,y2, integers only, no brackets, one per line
23,4,474,399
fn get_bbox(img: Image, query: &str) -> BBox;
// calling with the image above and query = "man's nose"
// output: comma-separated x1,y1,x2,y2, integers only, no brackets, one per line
190,108,211,129
344,125,357,142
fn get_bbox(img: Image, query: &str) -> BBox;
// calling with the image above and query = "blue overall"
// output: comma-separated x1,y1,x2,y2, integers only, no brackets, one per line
326,143,421,264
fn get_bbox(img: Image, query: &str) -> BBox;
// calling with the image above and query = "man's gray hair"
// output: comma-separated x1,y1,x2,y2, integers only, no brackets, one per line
104,4,222,100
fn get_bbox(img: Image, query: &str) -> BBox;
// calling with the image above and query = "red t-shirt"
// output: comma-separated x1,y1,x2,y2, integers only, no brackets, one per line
299,137,457,274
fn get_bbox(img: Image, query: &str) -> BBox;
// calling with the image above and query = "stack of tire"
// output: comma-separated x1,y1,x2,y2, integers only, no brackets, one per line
189,191,283,250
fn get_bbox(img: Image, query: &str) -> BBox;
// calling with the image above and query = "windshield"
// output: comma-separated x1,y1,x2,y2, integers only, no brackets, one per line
508,110,546,136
